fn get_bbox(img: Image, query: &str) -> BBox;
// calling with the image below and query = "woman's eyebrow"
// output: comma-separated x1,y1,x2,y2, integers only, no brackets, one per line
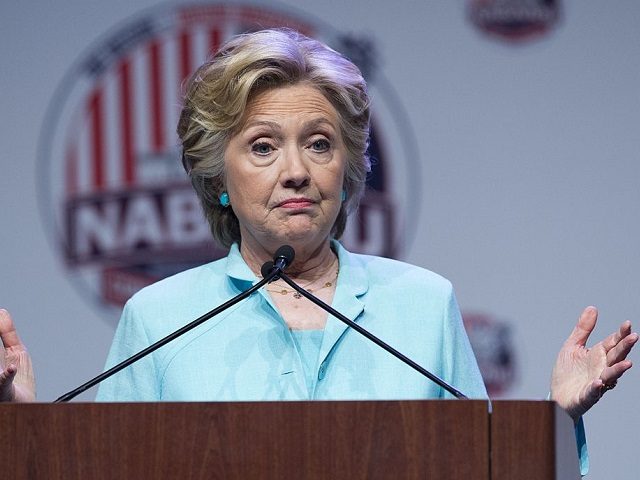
242,119,281,131
299,117,338,134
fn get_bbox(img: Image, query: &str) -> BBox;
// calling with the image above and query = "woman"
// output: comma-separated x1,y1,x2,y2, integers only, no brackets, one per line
0,29,636,418
95,28,487,402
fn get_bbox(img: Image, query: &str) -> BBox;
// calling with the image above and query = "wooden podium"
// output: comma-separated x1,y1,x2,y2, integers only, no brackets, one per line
0,400,579,479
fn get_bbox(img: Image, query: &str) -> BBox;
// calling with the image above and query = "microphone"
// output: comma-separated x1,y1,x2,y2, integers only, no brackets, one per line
262,244,295,280
54,247,292,403
276,250,468,399
274,245,295,270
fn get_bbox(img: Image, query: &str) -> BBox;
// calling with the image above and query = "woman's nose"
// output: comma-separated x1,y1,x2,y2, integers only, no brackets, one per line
280,148,311,188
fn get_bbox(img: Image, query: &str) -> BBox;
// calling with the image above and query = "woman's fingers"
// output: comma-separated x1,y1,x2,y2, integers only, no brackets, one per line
605,323,638,365
565,306,598,348
0,309,25,352
599,360,633,388
0,310,36,402
602,320,632,352
0,364,17,383
0,364,17,402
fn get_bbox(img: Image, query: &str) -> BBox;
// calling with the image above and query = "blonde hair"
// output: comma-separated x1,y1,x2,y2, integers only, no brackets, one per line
178,28,371,248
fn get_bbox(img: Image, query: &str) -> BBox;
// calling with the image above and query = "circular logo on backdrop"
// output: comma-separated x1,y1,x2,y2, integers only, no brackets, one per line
467,0,561,44
38,2,421,322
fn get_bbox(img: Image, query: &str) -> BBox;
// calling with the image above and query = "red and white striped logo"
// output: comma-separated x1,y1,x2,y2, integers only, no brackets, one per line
39,3,419,321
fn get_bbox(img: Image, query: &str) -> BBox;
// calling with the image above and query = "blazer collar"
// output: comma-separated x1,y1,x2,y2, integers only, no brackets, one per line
223,240,370,358
224,240,369,292
225,243,258,285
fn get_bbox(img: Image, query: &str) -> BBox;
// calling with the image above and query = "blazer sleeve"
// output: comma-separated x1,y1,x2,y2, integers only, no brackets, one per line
440,285,488,399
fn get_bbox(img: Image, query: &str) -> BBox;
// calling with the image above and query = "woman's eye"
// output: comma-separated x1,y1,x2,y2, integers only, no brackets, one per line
310,139,330,152
251,142,274,155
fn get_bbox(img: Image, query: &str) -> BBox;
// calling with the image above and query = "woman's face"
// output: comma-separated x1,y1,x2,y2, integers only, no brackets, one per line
223,83,347,255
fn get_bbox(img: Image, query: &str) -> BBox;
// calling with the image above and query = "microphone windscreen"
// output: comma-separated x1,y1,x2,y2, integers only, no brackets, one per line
274,245,295,266
261,261,274,279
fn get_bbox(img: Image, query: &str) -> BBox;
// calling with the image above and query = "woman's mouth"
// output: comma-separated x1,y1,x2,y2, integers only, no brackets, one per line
277,198,315,209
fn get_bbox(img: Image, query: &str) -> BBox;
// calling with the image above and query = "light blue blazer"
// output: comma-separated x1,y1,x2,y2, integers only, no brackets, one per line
96,241,487,401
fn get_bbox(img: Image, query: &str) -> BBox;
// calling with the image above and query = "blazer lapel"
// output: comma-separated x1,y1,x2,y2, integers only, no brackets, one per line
318,242,368,365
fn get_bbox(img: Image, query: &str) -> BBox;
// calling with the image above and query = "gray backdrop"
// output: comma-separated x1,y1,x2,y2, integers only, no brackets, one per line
1,1,638,478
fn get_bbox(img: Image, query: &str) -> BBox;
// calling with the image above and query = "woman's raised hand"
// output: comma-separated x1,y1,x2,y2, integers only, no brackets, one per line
0,309,35,402
551,306,637,421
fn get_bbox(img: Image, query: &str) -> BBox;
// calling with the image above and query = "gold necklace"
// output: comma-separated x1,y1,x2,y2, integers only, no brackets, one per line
267,260,339,300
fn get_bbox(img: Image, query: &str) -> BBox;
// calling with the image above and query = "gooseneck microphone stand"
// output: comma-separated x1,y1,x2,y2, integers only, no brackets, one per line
55,245,465,402
276,270,468,399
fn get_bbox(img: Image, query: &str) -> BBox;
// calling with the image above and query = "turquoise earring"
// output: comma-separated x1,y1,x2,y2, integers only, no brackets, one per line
341,190,347,202
219,191,230,207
